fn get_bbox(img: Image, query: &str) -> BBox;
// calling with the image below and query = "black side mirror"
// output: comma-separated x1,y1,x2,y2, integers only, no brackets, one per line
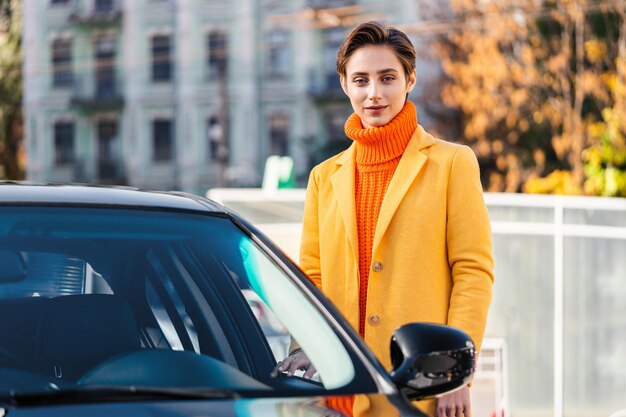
0,249,27,283
389,322,475,400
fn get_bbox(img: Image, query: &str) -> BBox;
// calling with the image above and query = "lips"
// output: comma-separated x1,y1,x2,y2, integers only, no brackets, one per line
365,105,387,113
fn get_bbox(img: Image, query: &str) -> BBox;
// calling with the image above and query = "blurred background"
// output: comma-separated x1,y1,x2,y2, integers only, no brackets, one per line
1,0,626,416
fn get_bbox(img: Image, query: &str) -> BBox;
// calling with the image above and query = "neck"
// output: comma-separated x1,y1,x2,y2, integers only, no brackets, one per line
344,101,417,165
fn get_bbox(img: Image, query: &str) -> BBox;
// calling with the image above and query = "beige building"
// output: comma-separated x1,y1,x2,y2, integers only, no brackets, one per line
22,0,429,194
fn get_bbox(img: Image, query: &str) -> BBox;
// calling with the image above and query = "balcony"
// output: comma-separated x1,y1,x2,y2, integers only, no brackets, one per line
69,0,122,25
308,72,345,102
71,74,124,112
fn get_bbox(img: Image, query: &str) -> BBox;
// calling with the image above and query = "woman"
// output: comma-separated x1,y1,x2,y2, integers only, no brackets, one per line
279,21,494,417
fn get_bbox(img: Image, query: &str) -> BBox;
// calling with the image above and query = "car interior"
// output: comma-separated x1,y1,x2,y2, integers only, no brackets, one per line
0,207,363,396
0,213,256,387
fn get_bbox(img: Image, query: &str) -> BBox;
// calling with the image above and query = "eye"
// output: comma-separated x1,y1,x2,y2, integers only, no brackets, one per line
353,78,368,85
382,75,396,83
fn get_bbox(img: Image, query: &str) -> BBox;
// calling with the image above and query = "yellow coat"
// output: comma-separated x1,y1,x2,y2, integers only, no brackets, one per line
299,124,494,370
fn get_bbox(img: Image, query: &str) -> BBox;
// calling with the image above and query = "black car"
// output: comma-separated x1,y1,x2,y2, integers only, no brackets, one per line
0,183,474,416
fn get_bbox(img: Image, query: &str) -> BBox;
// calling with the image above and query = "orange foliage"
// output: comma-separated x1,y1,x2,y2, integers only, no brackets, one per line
430,0,624,193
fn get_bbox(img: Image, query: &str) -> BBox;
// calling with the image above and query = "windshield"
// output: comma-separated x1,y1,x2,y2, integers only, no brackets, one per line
0,206,366,402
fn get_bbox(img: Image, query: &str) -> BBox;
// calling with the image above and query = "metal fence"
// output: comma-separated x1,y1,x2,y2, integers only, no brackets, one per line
485,193,626,417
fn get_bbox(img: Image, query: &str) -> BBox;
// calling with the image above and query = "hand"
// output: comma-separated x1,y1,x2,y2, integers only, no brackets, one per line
271,350,317,379
436,385,470,417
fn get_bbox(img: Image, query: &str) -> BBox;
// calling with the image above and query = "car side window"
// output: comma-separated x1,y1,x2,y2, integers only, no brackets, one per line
201,240,291,362
211,236,356,388
241,288,289,361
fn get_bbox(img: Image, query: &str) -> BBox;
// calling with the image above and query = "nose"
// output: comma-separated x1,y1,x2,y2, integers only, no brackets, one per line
367,81,381,101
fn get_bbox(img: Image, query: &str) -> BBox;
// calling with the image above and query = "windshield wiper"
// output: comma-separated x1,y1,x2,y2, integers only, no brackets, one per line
4,385,238,405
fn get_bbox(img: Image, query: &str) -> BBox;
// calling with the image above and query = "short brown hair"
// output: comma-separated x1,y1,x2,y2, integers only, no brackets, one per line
336,21,416,80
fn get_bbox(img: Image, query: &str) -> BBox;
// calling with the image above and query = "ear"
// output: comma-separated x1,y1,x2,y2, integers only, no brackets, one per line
340,76,349,96
406,70,417,93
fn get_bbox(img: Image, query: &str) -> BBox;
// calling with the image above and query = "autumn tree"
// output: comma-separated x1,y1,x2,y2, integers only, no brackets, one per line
580,8,626,197
0,0,24,180
429,0,625,193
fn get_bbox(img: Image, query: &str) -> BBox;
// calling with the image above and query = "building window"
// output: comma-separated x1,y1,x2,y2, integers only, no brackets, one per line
307,0,356,8
269,113,289,156
207,116,228,162
51,38,73,87
267,30,290,78
97,120,120,182
324,28,344,72
94,34,116,98
95,0,114,12
54,121,74,165
153,119,173,161
207,30,227,78
323,28,344,91
151,35,172,82
325,106,350,141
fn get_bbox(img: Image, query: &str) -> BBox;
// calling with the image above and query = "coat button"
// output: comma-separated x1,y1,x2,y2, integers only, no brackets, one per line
372,261,383,272
368,315,380,326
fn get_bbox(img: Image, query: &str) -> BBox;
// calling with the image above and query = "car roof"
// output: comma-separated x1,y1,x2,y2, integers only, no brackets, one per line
0,182,227,214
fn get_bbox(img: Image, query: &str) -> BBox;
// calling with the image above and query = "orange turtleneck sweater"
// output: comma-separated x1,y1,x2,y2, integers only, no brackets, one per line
344,101,417,337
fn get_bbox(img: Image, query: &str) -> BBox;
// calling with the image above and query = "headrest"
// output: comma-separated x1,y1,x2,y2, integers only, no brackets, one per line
37,294,141,380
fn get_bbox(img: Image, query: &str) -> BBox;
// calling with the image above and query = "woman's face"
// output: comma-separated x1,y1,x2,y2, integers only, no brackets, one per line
341,45,416,129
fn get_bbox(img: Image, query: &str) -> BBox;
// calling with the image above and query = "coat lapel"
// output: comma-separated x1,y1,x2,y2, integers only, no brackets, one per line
372,126,435,254
331,144,358,260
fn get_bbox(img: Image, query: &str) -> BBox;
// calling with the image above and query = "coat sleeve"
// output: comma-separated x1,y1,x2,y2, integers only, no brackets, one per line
299,167,322,289
445,145,494,354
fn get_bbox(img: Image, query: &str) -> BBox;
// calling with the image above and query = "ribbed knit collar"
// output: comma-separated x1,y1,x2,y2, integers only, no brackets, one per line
345,101,417,165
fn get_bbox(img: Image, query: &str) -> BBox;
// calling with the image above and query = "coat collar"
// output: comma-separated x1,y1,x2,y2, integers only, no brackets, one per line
331,125,436,259
331,143,358,259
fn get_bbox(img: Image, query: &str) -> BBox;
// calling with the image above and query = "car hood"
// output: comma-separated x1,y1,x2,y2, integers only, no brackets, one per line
0,394,417,417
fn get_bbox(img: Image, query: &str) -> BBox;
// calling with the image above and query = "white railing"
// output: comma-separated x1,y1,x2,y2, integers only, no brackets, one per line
208,188,626,417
